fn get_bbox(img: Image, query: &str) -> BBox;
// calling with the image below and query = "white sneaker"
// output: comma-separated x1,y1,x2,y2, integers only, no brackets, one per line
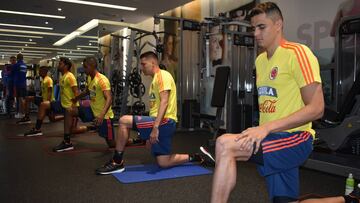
15,113,25,118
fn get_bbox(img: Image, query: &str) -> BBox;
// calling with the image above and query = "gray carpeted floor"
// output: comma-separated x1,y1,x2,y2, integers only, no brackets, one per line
0,115,351,203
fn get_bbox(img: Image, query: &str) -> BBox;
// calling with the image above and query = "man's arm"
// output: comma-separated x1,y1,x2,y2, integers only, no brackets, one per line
238,82,324,152
264,82,324,133
47,86,52,101
94,90,112,126
100,90,112,116
149,90,170,144
71,86,79,98
73,89,90,101
154,90,170,128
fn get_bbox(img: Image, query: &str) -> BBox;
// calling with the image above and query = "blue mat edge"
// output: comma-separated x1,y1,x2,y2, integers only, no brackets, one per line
112,163,213,184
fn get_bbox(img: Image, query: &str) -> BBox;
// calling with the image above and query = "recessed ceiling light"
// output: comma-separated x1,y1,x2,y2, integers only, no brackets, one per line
54,19,98,46
25,44,28,46
0,9,66,19
0,49,52,53
58,8,62,11
0,44,98,52
45,21,49,25
0,40,36,44
77,47,81,50
56,0,137,11
57,52,93,56
0,28,97,39
0,52,47,56
0,23,53,30
89,43,92,46
0,33,43,38
77,45,97,49
29,39,32,41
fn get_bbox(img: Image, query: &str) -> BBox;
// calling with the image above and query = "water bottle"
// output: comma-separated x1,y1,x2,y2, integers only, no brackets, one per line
345,173,355,195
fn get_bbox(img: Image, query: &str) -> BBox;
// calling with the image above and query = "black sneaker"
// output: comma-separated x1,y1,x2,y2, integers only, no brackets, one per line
199,146,216,167
86,125,98,132
16,117,31,125
96,160,125,175
53,141,74,152
126,137,146,146
24,128,43,137
349,183,360,200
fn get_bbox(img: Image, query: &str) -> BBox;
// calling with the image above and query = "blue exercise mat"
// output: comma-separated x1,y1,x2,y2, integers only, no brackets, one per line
112,162,213,184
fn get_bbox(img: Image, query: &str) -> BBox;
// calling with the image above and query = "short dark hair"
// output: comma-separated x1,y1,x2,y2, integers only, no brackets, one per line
39,66,49,72
59,57,72,70
10,56,16,60
140,51,158,61
17,53,23,60
249,2,283,21
84,56,98,68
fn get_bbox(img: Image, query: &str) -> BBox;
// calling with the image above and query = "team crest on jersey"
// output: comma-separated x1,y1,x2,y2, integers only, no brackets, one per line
269,67,278,80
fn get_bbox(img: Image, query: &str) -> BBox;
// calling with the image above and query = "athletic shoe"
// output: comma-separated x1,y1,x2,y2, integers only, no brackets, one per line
53,141,74,152
126,137,146,146
24,128,43,137
349,183,360,200
86,125,98,133
96,160,125,175
199,146,216,167
16,117,31,125
15,113,24,119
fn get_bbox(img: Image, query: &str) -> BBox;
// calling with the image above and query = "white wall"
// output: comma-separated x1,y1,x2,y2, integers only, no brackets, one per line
262,0,347,64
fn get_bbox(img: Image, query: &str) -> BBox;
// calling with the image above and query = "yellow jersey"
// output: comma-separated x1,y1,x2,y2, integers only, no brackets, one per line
149,69,177,122
87,72,114,119
41,75,55,102
256,39,321,136
59,71,79,108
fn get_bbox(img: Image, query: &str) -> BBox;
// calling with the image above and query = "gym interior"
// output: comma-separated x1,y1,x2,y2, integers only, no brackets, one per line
0,0,359,202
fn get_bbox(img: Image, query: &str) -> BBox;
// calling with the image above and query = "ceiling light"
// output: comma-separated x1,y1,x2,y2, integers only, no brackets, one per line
57,52,93,56
0,28,97,39
0,40,36,44
77,45,97,49
53,31,80,46
54,19,98,46
57,8,62,11
0,23,53,30
0,54,42,59
45,21,49,25
25,44,28,46
0,44,98,52
0,33,43,38
0,49,52,53
77,47,81,50
0,9,66,19
56,0,137,11
0,52,47,56
29,39,33,41
89,43,92,46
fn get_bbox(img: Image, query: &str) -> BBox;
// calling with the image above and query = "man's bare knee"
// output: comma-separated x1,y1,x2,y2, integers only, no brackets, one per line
119,115,132,127
216,134,242,159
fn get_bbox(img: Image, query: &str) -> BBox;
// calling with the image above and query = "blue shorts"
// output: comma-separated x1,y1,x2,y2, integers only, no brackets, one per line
250,131,313,201
133,116,176,157
50,101,65,114
34,96,43,106
15,87,27,97
78,105,115,141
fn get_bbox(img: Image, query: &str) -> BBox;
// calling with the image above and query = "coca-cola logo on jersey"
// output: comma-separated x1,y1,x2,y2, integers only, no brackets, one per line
259,100,277,113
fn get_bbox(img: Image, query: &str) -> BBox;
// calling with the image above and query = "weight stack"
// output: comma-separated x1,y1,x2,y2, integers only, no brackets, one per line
182,99,200,129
